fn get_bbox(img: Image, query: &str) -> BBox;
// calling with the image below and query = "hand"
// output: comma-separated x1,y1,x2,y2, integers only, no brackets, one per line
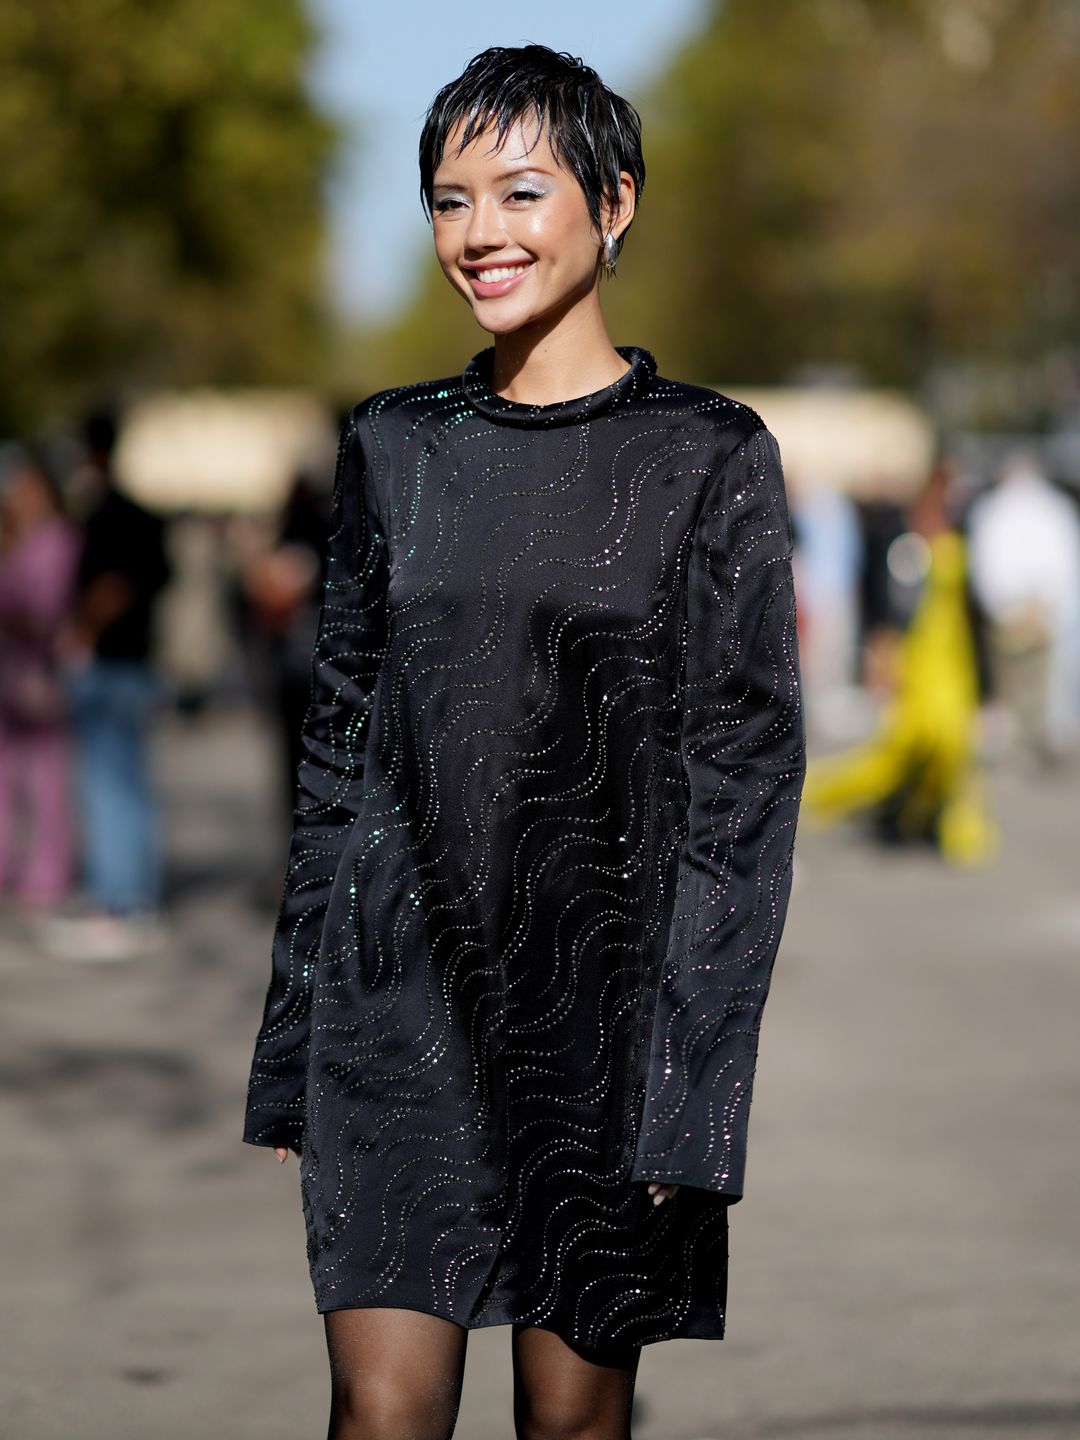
647,1182,680,1206
274,1146,301,1164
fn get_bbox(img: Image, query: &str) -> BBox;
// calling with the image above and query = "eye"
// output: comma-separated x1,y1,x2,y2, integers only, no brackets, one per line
434,197,466,213
508,189,543,203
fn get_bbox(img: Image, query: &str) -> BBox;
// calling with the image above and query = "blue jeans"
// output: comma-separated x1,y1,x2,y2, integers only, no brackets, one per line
65,657,163,915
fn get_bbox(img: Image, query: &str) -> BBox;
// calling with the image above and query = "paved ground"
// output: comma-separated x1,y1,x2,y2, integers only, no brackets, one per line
2,703,1078,1440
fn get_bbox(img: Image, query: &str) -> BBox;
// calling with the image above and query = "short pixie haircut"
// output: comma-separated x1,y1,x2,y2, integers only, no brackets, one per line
418,44,646,263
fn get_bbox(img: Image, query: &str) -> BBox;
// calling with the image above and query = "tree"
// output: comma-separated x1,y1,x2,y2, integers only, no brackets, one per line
0,0,336,432
605,0,1080,395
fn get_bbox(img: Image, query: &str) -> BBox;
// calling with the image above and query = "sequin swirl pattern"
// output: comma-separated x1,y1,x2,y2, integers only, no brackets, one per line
243,345,806,1348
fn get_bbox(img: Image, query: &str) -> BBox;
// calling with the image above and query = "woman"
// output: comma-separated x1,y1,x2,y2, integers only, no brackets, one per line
243,45,805,1440
0,448,82,915
802,461,998,866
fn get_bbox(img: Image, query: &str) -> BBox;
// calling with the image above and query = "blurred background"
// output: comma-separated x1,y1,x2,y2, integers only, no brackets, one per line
1,2,1078,1436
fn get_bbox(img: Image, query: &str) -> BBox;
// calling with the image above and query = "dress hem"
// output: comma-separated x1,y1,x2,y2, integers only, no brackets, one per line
313,1294,727,1347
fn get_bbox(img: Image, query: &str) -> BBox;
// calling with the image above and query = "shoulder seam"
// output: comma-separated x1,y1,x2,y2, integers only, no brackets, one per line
343,401,388,539
687,420,773,543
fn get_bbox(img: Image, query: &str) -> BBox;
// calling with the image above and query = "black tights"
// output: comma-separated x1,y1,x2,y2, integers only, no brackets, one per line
324,1307,641,1440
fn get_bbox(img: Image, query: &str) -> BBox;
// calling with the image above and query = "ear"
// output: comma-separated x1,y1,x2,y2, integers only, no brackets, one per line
606,171,636,242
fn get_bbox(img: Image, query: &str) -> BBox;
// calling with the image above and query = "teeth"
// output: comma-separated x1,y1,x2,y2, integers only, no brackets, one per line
474,264,531,283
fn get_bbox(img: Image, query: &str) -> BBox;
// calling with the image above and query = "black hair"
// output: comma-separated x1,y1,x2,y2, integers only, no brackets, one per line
82,406,118,458
418,44,645,265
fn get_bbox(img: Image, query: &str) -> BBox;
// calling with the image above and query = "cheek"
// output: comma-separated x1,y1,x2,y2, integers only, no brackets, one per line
522,209,596,272
432,228,471,293
432,226,456,269
432,239,473,307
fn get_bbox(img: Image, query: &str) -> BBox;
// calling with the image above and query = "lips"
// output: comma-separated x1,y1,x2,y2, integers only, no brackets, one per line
463,260,534,299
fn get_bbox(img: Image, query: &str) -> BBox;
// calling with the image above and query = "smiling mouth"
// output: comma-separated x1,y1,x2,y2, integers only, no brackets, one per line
463,260,535,297
471,263,531,283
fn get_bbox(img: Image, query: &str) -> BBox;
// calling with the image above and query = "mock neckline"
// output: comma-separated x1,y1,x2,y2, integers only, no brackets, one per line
461,345,657,428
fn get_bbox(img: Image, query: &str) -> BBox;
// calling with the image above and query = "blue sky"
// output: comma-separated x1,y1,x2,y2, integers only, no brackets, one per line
304,0,710,321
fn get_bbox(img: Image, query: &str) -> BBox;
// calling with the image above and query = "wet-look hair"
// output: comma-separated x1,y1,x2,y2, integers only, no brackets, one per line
418,44,646,262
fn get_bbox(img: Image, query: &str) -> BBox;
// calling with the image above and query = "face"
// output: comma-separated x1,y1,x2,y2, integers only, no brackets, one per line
430,110,633,336
0,466,52,528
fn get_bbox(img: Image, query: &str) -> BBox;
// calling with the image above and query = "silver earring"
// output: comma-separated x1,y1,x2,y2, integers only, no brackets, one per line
603,231,618,274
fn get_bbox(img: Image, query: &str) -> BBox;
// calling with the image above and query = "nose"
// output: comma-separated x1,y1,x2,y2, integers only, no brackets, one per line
463,193,507,255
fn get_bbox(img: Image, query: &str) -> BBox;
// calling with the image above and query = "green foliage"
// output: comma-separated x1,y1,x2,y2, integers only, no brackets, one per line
0,0,336,432
614,0,1080,389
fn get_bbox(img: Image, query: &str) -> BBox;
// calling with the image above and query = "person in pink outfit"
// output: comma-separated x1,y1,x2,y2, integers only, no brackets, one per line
0,447,82,913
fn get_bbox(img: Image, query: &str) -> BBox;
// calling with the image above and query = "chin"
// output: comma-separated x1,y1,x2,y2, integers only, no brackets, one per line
474,309,536,336
462,298,535,335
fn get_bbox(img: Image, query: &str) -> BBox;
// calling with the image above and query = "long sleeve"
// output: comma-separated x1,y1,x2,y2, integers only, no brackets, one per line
242,405,390,1149
630,422,806,1202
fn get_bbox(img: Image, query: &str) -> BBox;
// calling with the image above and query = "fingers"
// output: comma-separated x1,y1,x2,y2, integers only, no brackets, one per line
646,1182,680,1205
273,1146,301,1164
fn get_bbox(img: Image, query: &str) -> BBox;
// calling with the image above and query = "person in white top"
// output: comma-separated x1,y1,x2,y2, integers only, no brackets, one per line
967,449,1080,760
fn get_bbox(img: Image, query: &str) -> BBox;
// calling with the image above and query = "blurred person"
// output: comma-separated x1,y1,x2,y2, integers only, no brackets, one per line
0,446,82,916
853,494,925,707
857,497,909,637
966,449,1080,763
154,513,236,715
801,459,998,866
238,469,330,829
241,45,805,1440
40,409,172,961
791,483,863,739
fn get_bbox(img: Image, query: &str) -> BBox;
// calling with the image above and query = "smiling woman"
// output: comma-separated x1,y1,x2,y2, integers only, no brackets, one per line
242,42,805,1440
430,120,626,329
419,45,645,402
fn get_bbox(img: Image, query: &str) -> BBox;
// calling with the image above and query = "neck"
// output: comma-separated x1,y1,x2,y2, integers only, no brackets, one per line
489,294,630,406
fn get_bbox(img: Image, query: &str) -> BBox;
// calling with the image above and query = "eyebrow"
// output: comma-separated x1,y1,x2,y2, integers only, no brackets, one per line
431,166,555,193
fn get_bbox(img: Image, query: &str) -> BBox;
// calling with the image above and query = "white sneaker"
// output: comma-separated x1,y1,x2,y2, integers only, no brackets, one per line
35,911,169,963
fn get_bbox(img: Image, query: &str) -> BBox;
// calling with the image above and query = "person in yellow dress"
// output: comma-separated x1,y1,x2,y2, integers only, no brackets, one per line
801,462,999,867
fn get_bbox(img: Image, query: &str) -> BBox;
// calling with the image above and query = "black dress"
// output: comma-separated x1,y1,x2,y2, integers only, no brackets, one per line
242,345,806,1348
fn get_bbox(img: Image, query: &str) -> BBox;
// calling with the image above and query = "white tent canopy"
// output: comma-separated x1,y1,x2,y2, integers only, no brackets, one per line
113,390,337,514
717,386,934,499
111,383,934,513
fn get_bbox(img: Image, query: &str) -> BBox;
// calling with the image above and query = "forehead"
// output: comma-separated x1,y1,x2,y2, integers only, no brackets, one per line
433,109,564,179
